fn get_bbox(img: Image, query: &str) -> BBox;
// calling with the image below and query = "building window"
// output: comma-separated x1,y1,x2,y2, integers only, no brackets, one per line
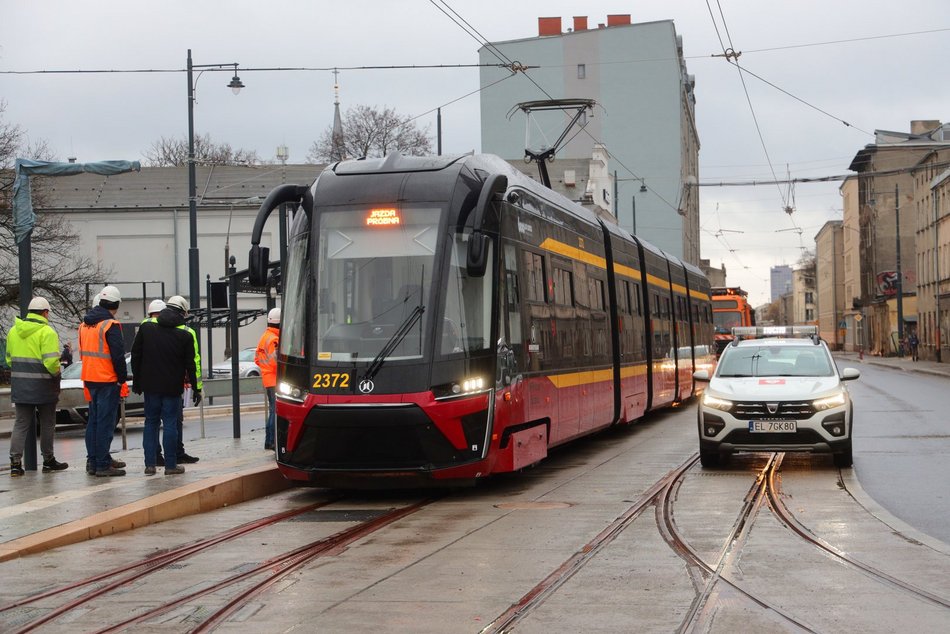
577,64,586,79
805,291,814,304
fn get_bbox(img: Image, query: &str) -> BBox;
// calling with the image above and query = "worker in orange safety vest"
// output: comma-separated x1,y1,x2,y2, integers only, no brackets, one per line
79,285,128,477
255,307,280,451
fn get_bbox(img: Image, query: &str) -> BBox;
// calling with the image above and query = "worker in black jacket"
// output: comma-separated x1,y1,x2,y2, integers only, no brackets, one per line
130,296,200,475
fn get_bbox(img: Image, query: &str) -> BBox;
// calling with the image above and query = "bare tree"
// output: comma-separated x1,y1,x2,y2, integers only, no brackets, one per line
307,105,432,163
0,102,112,338
144,133,261,167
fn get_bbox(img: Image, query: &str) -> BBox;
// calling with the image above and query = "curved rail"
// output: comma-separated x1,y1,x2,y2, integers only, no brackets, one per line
766,466,950,610
4,496,342,633
480,455,698,634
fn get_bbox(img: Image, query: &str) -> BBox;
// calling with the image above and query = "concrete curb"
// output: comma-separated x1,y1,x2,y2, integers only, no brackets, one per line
0,463,293,562
841,467,950,556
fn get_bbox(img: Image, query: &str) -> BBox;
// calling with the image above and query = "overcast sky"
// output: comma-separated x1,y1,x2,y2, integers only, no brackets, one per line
3,1,948,306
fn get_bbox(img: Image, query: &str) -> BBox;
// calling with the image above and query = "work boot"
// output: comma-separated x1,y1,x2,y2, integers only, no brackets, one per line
177,453,199,464
95,467,126,477
42,456,69,472
86,460,95,475
164,466,185,475
144,466,156,476
156,454,165,467
10,456,25,477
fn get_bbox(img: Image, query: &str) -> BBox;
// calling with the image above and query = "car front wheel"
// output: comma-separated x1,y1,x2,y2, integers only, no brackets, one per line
699,450,720,468
833,441,853,468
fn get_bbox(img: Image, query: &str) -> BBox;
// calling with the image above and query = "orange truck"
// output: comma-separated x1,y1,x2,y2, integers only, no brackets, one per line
711,286,755,355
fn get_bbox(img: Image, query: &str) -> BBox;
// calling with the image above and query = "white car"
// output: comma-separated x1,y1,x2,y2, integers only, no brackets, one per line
58,353,143,425
211,347,261,379
693,326,859,468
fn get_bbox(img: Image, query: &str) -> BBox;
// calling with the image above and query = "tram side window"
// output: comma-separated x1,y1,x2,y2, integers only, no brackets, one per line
522,251,546,302
279,228,310,359
553,267,574,306
441,235,493,354
502,243,522,347
616,280,628,313
589,278,605,311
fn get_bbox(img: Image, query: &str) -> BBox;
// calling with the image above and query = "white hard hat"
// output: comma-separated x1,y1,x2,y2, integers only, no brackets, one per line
147,299,166,315
267,307,281,324
92,294,100,306
98,285,121,303
166,295,190,312
28,296,51,311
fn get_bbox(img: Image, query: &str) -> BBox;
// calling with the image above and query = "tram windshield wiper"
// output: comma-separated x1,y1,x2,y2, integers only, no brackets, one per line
362,304,425,382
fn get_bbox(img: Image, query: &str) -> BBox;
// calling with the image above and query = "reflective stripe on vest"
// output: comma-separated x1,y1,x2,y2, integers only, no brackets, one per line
79,320,119,382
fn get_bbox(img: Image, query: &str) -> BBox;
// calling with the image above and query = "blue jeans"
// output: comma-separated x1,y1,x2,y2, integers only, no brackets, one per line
85,382,120,471
143,393,181,469
264,386,276,448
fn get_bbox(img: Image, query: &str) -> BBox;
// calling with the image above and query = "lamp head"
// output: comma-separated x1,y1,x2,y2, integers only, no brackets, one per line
228,71,244,95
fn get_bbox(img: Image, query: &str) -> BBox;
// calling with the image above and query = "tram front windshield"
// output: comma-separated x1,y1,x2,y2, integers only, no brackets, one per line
313,206,445,363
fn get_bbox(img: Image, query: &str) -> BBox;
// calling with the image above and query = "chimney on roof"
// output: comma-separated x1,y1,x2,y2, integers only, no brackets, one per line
67,157,77,163
573,16,588,31
607,14,631,26
538,16,562,36
911,119,941,135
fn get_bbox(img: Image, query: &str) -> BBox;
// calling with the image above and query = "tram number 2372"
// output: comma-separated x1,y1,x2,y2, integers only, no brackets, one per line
312,372,351,389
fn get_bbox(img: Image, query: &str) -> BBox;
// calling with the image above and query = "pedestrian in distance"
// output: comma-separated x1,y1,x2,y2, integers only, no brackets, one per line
79,286,129,477
5,297,68,476
908,331,919,362
60,342,73,368
131,295,201,476
256,307,280,451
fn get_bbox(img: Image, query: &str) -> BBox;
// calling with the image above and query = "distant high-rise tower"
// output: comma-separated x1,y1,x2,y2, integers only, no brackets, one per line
330,68,345,162
479,15,699,263
771,264,793,301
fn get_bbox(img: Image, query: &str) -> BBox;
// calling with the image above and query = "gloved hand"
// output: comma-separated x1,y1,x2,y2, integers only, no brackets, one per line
192,390,202,406
131,382,143,395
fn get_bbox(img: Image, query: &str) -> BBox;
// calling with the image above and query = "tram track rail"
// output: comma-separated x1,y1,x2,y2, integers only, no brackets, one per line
484,450,950,633
1,494,436,633
765,463,950,611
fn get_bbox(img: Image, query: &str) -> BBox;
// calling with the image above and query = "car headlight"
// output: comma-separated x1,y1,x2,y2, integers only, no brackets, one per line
277,381,305,403
702,393,733,411
813,391,847,411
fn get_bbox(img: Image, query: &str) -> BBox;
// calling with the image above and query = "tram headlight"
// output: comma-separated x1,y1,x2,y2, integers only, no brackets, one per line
461,376,485,393
431,376,488,400
278,381,305,403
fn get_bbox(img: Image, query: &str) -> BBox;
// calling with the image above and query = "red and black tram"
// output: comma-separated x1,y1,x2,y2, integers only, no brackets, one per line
247,153,714,487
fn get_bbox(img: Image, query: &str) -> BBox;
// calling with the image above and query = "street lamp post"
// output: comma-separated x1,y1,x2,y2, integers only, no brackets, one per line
186,49,244,313
895,183,905,356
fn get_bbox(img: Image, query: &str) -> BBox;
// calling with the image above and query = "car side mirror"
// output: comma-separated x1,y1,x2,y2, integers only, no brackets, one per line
693,370,710,382
840,367,860,381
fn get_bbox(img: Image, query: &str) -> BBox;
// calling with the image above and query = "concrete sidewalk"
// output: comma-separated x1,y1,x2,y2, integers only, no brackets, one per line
834,350,950,379
0,423,288,562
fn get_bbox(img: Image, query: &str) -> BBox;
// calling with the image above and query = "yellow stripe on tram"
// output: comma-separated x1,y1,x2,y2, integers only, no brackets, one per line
542,363,649,388
536,237,707,299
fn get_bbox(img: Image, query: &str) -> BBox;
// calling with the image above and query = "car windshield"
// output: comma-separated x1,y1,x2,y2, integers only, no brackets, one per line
62,361,83,379
717,344,834,377
238,348,256,362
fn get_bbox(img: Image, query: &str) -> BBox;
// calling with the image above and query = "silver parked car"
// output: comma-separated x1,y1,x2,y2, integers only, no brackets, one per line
211,347,261,379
